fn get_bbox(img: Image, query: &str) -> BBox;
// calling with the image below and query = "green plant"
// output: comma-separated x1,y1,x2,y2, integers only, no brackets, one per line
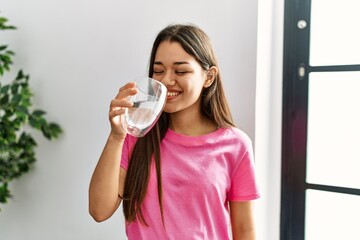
0,16,62,205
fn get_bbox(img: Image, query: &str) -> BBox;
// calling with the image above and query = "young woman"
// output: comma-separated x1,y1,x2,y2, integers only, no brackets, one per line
89,24,260,240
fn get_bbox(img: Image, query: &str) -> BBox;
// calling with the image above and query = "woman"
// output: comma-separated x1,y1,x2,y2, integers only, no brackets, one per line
89,24,260,239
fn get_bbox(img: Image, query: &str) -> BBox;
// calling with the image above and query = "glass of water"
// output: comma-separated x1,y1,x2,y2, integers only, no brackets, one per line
122,76,167,137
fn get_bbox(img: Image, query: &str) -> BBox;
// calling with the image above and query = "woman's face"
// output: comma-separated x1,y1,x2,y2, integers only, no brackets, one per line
152,40,209,114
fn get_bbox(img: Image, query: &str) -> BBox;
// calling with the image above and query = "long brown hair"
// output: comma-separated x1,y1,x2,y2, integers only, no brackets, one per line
123,24,235,225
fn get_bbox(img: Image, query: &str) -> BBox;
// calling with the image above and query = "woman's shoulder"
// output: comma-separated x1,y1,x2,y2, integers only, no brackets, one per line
221,127,253,146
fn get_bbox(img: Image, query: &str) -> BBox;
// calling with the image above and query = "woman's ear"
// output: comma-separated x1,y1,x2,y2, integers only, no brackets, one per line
204,66,218,88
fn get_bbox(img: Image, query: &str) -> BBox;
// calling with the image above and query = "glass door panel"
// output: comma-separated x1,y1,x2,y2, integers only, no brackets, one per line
306,72,360,189
281,0,360,238
305,190,360,240
310,0,360,66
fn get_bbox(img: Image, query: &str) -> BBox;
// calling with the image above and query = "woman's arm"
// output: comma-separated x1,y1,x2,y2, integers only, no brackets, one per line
230,201,256,240
88,134,127,222
88,82,137,222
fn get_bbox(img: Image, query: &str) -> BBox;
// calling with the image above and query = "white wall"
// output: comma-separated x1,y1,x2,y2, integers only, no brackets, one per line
255,0,284,239
0,0,259,239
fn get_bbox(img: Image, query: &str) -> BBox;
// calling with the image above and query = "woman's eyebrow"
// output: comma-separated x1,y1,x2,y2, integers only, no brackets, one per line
153,61,190,65
173,61,190,65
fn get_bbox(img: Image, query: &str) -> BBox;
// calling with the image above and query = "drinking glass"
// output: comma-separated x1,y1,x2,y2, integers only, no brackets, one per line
122,76,167,137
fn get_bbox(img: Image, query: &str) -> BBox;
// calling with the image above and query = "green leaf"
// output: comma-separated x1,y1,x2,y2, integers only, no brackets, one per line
15,70,24,81
0,85,10,94
11,94,21,104
0,54,11,62
0,17,16,30
18,132,37,147
32,110,46,117
0,17,8,24
49,123,63,138
12,116,26,129
6,132,16,143
29,115,41,129
0,45,7,51
11,83,19,94
41,124,52,140
0,183,12,203
7,50,15,55
18,163,30,174
0,95,9,105
16,105,28,115
3,64,11,71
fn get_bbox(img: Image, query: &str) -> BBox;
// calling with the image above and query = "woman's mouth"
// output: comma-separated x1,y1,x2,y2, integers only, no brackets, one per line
167,91,180,99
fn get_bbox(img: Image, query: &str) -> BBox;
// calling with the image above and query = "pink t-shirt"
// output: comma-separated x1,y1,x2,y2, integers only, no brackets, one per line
121,127,260,240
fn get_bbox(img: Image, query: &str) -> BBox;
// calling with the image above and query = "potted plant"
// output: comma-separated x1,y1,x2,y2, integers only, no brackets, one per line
0,15,62,205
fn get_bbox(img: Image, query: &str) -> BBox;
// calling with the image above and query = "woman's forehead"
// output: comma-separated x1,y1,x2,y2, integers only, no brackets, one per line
154,41,196,65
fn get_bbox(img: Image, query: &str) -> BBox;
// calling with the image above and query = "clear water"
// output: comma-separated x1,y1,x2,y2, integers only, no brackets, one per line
122,77,167,137
124,103,158,137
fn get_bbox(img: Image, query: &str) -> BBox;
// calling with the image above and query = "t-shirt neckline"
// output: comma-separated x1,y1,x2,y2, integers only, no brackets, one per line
165,127,227,146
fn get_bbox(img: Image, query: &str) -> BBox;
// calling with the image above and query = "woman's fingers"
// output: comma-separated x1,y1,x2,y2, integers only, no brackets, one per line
109,82,137,115
107,82,138,136
108,106,126,136
108,108,125,119
109,99,133,112
114,82,137,100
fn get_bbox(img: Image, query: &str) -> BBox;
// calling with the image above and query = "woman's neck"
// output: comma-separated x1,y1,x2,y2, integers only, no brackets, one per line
168,110,217,136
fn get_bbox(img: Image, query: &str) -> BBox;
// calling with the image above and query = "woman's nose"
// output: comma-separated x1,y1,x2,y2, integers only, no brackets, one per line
160,71,175,86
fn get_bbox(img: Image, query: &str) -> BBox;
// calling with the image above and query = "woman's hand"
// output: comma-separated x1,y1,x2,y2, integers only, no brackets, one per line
109,82,138,138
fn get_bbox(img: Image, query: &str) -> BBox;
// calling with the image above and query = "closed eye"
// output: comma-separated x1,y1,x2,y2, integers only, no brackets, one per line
175,71,189,75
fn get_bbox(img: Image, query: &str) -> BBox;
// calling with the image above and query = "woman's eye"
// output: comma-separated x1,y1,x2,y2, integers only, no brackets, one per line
175,71,188,75
153,70,164,74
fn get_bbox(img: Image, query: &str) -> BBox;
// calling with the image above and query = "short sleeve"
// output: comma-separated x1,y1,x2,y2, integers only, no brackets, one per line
228,144,260,201
120,135,137,170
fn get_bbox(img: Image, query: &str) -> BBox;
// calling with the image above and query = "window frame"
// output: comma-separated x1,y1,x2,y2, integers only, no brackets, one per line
281,0,360,239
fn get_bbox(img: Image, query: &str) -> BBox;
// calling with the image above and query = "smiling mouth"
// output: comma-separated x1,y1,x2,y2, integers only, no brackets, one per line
167,91,180,97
